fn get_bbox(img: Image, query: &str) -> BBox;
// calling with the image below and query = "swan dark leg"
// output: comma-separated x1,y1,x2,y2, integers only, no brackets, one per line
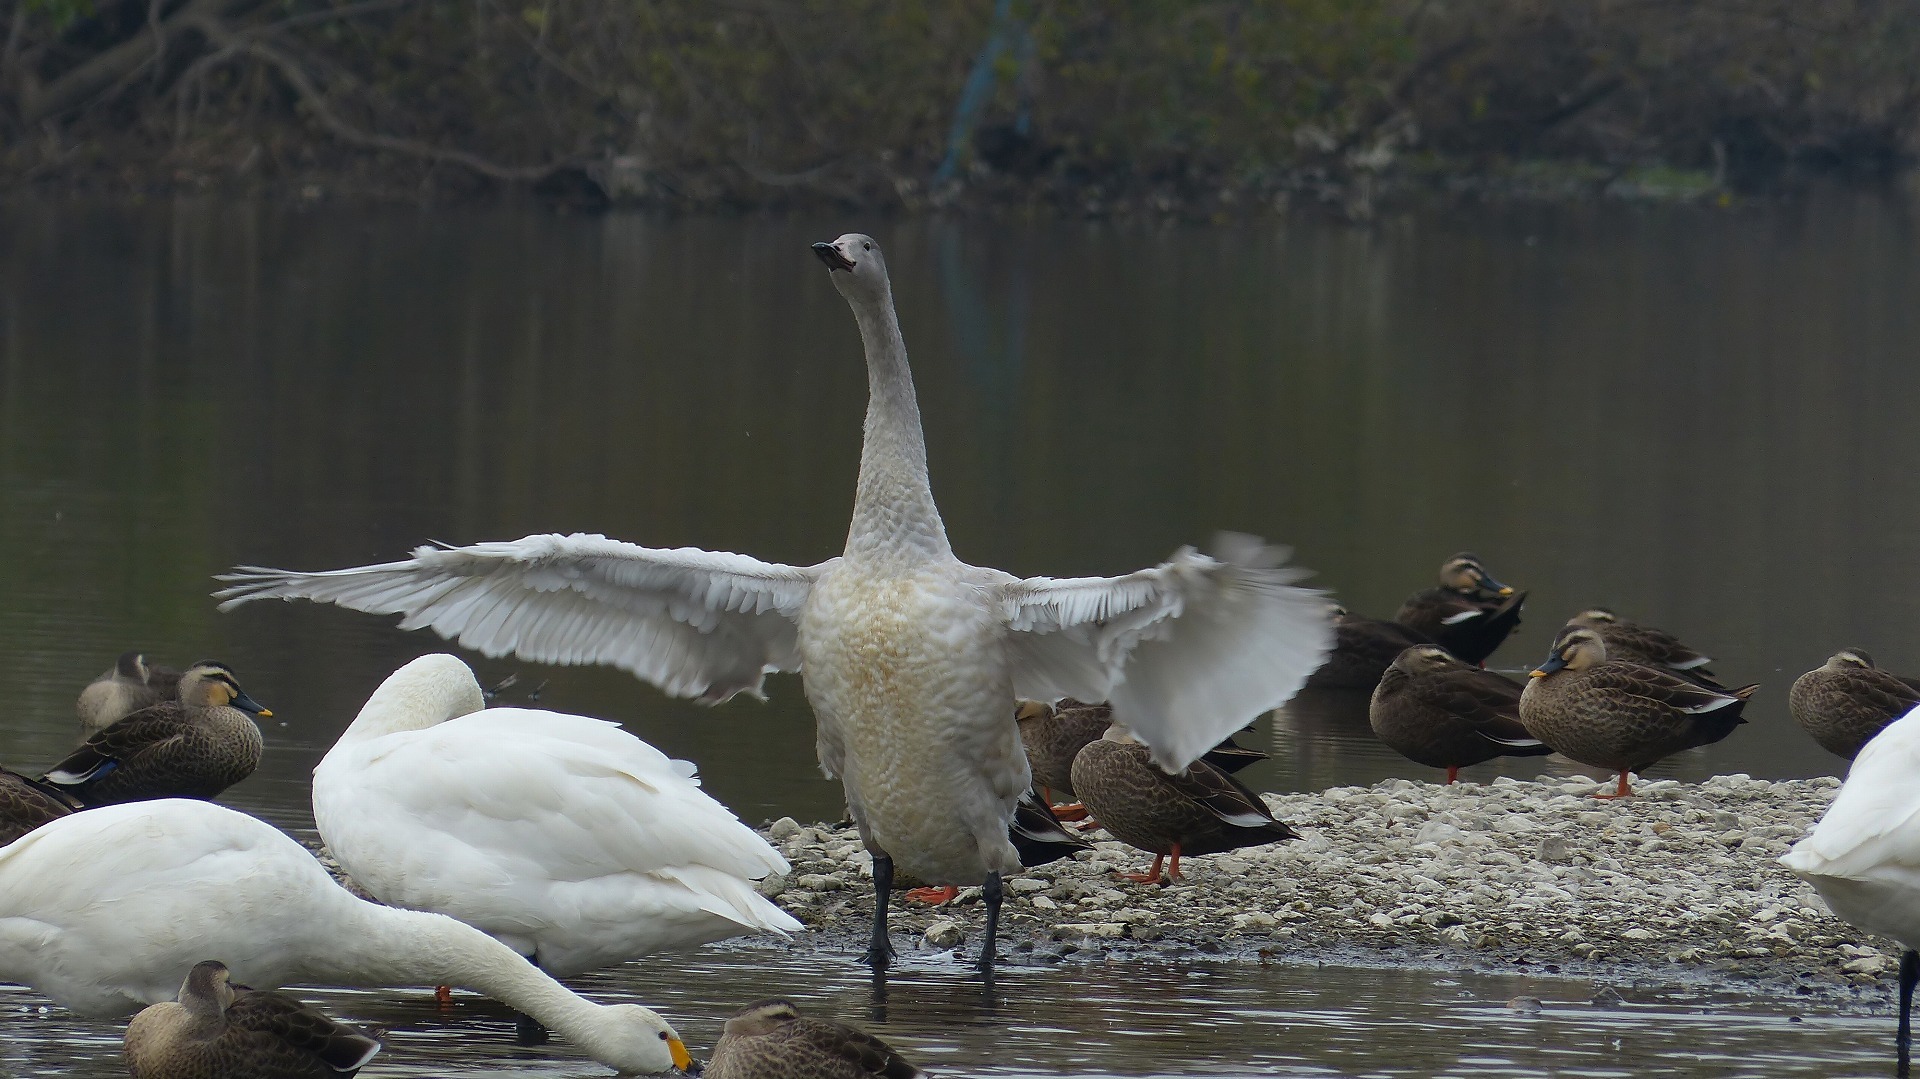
865,854,895,971
976,870,1003,975
514,954,549,1045
1899,948,1917,1076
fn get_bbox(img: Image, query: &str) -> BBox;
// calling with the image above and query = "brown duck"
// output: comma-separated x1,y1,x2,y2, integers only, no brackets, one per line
1305,605,1436,691
0,764,81,845
1368,644,1554,784
703,998,921,1079
1394,553,1526,666
124,960,382,1079
43,662,273,808
77,650,182,737
1016,699,1266,821
1789,649,1920,760
1519,626,1754,798
1070,726,1297,884
1565,608,1726,689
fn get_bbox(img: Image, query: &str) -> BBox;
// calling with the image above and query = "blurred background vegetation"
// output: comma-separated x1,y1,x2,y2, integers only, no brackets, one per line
2,0,1916,209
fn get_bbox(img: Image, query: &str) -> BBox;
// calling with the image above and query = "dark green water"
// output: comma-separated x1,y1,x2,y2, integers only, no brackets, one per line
2,194,1917,1074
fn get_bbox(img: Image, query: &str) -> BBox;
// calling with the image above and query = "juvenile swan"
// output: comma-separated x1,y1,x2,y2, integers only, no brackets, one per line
0,799,692,1074
315,654,798,1040
214,233,1332,973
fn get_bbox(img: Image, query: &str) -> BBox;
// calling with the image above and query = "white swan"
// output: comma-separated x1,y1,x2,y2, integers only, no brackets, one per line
1781,702,1920,1070
0,798,693,1074
213,233,1332,972
315,652,798,1042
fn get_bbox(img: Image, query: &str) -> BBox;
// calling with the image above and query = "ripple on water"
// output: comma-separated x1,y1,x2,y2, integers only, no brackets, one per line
0,950,1899,1078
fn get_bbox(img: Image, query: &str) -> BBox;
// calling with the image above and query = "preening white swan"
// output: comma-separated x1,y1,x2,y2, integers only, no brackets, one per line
1781,702,1920,1070
315,655,798,984
214,233,1332,971
0,799,693,1074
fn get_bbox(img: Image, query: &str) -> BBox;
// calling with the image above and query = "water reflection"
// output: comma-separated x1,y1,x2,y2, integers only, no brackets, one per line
0,950,1896,1077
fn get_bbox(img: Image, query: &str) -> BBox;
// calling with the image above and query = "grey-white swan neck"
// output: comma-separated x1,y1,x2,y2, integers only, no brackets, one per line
307,903,625,1054
844,281,952,564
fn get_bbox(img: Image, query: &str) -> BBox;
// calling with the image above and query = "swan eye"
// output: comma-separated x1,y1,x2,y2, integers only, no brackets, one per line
862,242,872,250
657,1031,669,1041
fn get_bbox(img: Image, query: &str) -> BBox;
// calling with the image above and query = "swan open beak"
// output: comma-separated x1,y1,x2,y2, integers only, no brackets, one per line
811,242,856,271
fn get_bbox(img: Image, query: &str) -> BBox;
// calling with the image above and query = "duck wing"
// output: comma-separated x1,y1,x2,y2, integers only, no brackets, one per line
1417,667,1533,741
41,707,190,788
994,533,1331,772
226,987,383,1074
216,534,831,703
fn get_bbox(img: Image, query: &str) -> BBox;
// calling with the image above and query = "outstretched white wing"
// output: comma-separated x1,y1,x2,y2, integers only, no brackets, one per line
215,533,831,703
994,533,1332,773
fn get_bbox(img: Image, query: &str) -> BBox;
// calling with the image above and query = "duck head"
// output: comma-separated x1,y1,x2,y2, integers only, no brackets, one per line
1531,627,1607,678
1439,552,1513,597
1828,648,1877,670
180,662,272,717
1391,643,1466,676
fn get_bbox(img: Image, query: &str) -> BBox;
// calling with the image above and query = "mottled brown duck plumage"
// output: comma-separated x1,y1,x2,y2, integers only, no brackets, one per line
1565,608,1726,689
1305,606,1436,691
1017,699,1266,806
43,662,272,808
1519,627,1754,798
1394,553,1526,666
124,961,381,1079
1368,645,1553,783
1789,649,1920,760
703,998,921,1079
0,764,80,845
77,650,181,737
1070,731,1297,883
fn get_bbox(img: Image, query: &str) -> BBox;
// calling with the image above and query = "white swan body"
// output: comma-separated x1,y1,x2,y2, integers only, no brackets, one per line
215,234,1332,899
1781,702,1920,944
0,799,690,1073
315,654,799,977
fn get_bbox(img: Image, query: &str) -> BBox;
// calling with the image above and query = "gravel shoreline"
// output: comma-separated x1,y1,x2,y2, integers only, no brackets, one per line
753,774,1892,999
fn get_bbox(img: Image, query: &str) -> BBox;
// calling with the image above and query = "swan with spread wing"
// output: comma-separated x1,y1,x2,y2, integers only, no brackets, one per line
215,233,1332,973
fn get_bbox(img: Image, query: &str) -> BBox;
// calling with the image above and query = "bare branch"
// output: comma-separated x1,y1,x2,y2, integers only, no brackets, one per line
188,15,562,182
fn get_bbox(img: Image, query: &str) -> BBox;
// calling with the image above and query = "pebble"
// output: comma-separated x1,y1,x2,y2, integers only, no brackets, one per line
754,775,1890,985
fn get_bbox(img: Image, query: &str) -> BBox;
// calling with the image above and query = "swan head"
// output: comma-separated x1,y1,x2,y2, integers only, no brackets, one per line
1531,626,1607,678
811,233,890,303
344,654,486,740
179,662,272,717
582,1003,694,1075
1438,552,1512,596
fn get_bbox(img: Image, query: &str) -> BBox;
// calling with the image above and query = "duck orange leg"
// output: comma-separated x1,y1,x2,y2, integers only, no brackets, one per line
904,885,959,905
1117,854,1166,884
1444,765,1460,785
1165,843,1185,882
435,985,453,1008
1043,786,1089,822
1593,772,1633,799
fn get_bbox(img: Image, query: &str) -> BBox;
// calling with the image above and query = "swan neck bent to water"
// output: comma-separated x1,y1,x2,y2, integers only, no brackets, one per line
315,903,632,1058
844,281,951,563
